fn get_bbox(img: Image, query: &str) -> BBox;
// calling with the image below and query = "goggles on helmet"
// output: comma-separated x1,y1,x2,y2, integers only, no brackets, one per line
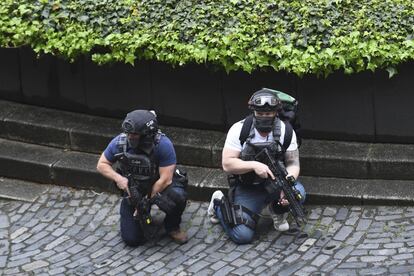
250,95,278,107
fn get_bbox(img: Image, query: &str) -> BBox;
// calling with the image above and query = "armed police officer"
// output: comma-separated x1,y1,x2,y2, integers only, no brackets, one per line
97,110,188,246
207,88,306,244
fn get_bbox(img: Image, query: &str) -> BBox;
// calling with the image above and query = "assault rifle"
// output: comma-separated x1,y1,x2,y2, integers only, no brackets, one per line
255,148,307,226
127,175,156,240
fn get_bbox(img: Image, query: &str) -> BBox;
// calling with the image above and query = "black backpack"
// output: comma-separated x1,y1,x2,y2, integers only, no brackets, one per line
239,88,302,151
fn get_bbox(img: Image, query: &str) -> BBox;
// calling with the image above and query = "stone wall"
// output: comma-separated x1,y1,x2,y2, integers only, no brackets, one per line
1,47,413,143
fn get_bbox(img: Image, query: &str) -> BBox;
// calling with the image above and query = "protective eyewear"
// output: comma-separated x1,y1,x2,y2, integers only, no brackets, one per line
251,95,278,106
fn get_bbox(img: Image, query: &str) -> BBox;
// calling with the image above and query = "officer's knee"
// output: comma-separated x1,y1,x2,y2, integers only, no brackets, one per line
294,182,306,203
168,187,187,209
230,225,255,244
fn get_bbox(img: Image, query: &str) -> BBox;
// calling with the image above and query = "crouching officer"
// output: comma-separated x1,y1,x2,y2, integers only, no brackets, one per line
207,88,306,244
97,110,188,246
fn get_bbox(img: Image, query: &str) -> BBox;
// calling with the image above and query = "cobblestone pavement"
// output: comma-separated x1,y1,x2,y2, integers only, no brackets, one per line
1,186,414,275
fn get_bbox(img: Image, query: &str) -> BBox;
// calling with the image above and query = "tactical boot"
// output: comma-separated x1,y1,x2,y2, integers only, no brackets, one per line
169,229,188,244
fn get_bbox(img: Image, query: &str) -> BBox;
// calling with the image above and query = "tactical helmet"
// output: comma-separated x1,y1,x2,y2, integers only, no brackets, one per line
121,110,158,136
248,88,282,112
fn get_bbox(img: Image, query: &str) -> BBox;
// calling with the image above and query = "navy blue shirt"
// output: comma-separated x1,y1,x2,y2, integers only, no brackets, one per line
103,134,177,167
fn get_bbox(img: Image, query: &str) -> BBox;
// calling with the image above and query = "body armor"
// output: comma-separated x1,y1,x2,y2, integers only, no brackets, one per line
115,133,160,196
239,117,284,185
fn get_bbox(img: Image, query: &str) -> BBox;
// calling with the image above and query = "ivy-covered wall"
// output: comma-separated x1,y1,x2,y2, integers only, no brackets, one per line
1,0,413,76
1,1,414,143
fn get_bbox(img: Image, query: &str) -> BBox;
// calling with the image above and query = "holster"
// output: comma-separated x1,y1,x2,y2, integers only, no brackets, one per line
173,167,188,189
152,192,177,215
217,196,258,230
152,177,187,215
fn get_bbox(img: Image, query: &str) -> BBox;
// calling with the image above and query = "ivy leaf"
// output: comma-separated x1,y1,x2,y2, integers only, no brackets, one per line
325,48,334,57
386,66,397,78
78,15,89,22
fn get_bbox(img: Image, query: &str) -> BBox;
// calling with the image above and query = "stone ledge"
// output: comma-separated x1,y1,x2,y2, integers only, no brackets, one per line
1,100,414,180
0,177,49,202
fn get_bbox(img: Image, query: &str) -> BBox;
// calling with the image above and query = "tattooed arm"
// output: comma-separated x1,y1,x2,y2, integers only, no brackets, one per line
284,149,300,180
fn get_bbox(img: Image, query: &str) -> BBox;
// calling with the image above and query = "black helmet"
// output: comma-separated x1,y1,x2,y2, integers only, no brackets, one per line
248,88,282,112
121,110,158,136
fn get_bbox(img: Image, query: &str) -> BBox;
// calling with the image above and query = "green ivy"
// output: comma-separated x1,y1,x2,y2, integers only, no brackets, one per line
1,0,413,76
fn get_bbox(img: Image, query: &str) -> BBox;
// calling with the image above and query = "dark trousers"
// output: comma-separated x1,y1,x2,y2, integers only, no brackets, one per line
216,181,306,244
120,179,187,246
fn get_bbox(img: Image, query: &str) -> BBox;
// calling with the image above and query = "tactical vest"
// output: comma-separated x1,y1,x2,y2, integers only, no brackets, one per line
239,117,284,185
115,133,162,195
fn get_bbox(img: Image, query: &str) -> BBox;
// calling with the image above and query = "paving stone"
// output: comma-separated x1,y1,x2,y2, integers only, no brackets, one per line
321,259,341,272
0,255,8,268
392,253,413,260
10,227,28,239
222,251,243,262
323,207,337,217
389,265,414,273
187,260,210,273
232,266,253,275
333,226,354,241
231,258,249,268
338,262,368,269
345,231,364,245
335,208,349,221
360,256,388,262
213,265,235,276
345,216,359,226
0,240,9,255
67,244,87,254
48,267,67,275
33,250,56,260
48,252,71,263
211,260,227,271
330,268,357,275
0,229,7,239
357,243,380,249
369,249,397,256
107,263,133,276
0,215,9,228
334,246,354,260
308,208,322,220
350,249,368,256
294,265,318,276
359,267,388,275
277,261,306,276
9,249,41,261
375,215,403,221
311,254,330,266
22,260,49,271
356,219,372,231
2,267,20,275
